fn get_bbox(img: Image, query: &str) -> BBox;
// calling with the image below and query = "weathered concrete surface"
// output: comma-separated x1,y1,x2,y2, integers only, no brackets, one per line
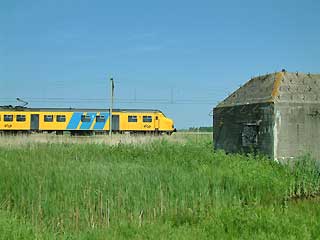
274,103,320,162
214,103,274,156
214,71,320,163
217,73,279,107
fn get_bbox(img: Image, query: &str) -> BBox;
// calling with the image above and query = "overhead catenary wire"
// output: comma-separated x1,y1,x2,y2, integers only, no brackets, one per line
0,97,217,105
0,84,231,105
1,79,235,106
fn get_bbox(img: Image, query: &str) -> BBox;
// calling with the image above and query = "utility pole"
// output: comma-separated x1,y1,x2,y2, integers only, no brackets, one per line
170,87,174,104
109,77,114,136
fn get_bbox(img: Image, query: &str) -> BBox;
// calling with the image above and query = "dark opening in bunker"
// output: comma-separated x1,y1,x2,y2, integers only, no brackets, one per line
241,123,258,147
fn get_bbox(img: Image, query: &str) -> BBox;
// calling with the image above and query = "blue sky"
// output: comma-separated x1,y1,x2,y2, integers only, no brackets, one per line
1,0,319,128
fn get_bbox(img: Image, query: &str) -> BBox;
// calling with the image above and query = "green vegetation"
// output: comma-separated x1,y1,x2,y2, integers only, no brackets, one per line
0,134,320,239
179,126,213,132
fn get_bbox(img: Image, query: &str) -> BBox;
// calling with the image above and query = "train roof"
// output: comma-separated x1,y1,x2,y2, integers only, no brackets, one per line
0,107,163,113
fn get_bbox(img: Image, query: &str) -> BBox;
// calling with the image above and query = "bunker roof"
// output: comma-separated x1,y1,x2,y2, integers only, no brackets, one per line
216,71,320,108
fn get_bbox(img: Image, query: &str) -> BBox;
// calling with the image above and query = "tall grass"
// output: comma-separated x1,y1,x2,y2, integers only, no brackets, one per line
0,134,319,239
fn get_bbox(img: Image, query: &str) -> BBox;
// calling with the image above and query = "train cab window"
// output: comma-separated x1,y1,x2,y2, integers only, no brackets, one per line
96,115,105,122
16,115,26,122
56,115,66,122
128,116,137,122
4,115,13,122
44,115,53,122
81,115,91,122
143,116,152,122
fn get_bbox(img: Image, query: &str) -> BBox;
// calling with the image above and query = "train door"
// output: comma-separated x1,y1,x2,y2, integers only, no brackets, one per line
112,115,119,131
154,115,159,131
30,114,39,130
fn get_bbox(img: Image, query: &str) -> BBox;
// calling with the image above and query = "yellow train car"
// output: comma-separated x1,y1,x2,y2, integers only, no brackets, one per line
0,106,176,135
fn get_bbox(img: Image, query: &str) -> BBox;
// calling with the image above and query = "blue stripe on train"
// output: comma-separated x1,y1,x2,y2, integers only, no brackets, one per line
66,112,83,130
93,112,109,130
80,112,96,130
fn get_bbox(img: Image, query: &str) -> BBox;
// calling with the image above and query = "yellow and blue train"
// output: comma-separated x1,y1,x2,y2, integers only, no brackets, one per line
0,106,176,135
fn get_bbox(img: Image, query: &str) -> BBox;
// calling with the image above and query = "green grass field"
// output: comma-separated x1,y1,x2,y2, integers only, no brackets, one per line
0,133,320,239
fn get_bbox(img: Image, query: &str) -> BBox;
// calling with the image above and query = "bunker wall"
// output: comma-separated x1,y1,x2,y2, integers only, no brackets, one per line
274,102,320,162
214,103,274,156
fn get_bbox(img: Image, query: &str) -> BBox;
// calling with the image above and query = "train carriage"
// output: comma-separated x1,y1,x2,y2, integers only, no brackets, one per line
0,107,176,135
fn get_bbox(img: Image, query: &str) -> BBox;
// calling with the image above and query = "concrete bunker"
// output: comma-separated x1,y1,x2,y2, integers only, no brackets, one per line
213,71,320,163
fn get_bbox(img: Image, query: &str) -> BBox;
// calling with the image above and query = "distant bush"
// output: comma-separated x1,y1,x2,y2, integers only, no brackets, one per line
180,126,213,132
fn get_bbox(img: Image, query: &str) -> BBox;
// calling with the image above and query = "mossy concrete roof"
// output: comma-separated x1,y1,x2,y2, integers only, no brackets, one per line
216,72,320,108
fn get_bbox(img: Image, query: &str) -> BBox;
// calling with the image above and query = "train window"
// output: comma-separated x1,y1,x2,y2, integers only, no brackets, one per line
4,115,13,122
81,115,91,122
155,116,158,120
56,115,66,122
143,116,152,122
44,115,53,122
128,116,137,122
96,115,105,122
16,115,26,122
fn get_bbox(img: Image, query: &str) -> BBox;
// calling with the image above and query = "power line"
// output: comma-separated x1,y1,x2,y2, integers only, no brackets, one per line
0,97,216,105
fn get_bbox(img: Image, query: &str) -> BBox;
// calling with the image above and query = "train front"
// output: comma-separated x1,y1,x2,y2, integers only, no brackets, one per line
159,112,176,134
